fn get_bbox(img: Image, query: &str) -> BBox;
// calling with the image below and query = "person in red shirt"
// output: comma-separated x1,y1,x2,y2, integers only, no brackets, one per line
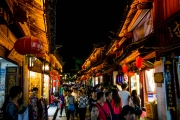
95,92,112,120
50,93,57,106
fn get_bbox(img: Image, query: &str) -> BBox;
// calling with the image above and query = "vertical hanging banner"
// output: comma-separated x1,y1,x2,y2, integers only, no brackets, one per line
164,60,176,111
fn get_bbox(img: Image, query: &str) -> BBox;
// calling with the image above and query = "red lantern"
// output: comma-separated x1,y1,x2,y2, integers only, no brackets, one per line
96,73,101,77
58,75,61,80
81,76,87,80
53,81,56,87
128,71,135,76
14,36,43,55
82,66,85,69
50,70,58,77
136,56,143,68
52,76,57,80
58,81,60,86
122,64,128,73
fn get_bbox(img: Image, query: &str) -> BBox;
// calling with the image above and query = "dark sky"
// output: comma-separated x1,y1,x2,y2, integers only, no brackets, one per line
56,1,128,72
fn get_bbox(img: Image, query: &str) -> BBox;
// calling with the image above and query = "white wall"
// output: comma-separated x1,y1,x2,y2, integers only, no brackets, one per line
154,58,171,120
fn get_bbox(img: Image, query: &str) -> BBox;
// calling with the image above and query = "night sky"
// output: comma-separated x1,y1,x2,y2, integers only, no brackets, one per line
56,1,128,72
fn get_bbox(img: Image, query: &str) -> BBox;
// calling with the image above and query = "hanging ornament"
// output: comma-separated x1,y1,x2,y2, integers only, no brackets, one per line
122,64,128,73
57,75,61,80
53,81,56,87
50,70,58,77
116,72,125,85
136,56,143,69
128,71,135,77
58,81,60,86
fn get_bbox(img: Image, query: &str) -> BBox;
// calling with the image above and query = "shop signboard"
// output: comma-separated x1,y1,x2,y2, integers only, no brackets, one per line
168,12,180,42
164,60,176,111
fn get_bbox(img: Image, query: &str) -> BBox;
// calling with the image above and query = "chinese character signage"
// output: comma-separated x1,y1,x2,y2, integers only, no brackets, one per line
164,60,176,111
168,13,180,41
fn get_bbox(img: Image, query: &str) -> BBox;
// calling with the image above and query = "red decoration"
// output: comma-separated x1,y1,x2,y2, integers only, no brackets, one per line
50,70,58,77
128,71,135,76
122,64,128,73
53,81,56,87
96,73,101,77
58,81,60,86
14,36,43,55
81,76,87,80
136,56,143,68
82,66,85,69
57,75,61,80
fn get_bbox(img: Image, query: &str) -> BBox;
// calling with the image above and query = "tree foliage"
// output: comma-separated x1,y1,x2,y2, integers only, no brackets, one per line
73,57,84,72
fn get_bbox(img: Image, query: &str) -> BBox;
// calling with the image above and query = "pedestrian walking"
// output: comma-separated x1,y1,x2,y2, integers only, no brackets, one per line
78,90,88,120
111,89,122,120
66,90,75,120
119,84,130,107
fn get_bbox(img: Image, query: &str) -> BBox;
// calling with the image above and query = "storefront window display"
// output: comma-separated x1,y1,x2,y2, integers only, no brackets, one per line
130,73,140,95
145,69,156,102
29,71,42,98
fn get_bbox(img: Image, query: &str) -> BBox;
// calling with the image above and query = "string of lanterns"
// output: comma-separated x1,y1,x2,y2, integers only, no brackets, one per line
121,56,143,76
50,70,61,87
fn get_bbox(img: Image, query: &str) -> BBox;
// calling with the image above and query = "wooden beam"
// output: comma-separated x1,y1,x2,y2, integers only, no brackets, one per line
143,51,156,60
128,10,143,31
120,49,140,65
113,37,126,52
18,22,31,36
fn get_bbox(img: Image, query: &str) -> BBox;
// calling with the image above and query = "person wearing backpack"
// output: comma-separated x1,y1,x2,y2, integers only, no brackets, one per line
129,90,142,120
66,90,75,120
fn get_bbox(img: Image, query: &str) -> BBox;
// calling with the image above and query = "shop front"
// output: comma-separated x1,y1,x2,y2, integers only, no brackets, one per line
29,71,42,98
140,68,157,119
0,57,20,109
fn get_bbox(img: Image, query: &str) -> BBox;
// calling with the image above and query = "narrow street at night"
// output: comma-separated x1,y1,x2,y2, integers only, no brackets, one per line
0,0,179,120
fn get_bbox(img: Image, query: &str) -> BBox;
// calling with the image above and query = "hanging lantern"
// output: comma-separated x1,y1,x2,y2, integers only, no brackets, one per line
96,73,101,77
52,76,57,80
116,72,125,85
50,70,58,77
82,66,85,69
53,81,56,87
58,81,60,86
122,64,128,73
57,75,61,80
81,76,87,80
136,56,143,68
14,36,43,55
128,71,135,77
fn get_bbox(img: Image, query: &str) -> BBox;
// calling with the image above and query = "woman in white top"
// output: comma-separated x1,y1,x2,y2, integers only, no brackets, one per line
119,84,130,107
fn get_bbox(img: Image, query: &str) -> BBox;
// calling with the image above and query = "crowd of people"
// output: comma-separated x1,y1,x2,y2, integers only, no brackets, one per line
54,83,143,120
1,83,143,120
2,86,48,120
